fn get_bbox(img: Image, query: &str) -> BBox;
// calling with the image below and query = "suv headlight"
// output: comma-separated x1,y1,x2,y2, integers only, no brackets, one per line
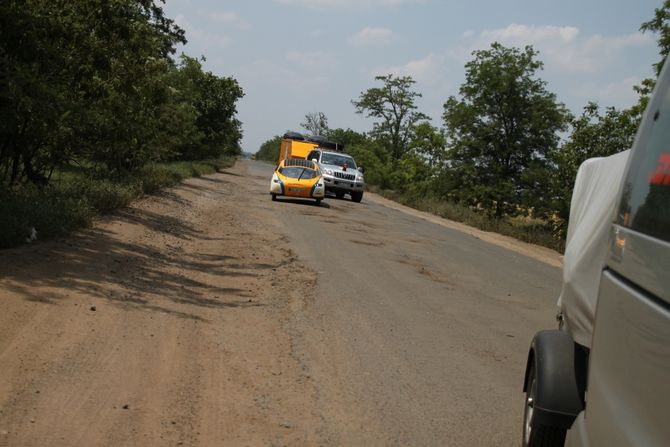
356,173,364,182
323,168,333,175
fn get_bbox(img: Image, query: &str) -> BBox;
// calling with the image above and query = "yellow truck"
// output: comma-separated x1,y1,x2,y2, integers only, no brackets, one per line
277,132,344,164
278,132,319,164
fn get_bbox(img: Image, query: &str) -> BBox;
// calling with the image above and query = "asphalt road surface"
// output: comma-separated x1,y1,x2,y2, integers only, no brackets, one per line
0,160,562,446
247,160,562,446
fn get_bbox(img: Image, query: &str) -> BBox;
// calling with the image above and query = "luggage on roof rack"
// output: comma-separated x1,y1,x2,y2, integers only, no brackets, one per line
305,135,344,152
283,131,305,141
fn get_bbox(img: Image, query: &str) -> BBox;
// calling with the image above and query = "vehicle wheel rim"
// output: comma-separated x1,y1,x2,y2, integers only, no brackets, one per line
523,375,536,446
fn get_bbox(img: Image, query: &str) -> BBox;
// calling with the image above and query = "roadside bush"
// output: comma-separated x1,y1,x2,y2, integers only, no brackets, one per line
0,157,235,249
0,186,94,248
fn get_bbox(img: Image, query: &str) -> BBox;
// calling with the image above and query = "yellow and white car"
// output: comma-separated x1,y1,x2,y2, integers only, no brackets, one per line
270,158,325,205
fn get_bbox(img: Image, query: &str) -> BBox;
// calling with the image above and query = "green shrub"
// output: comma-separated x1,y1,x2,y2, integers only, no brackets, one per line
0,157,235,248
0,185,94,248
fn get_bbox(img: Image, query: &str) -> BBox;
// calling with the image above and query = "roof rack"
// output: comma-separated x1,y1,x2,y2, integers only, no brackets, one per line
282,131,345,152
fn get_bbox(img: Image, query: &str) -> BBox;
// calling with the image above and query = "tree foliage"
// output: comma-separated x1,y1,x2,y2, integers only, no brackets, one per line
0,0,243,187
641,0,670,76
442,43,570,217
633,1,670,114
352,74,429,163
170,55,244,160
301,112,330,136
409,122,447,171
550,103,638,236
256,135,282,162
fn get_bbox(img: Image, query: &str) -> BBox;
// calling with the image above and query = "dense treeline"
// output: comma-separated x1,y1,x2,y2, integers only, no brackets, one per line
0,0,243,247
256,2,668,250
256,136,283,163
0,0,243,188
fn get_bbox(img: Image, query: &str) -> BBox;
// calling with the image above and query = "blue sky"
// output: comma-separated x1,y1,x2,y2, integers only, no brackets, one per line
163,0,661,152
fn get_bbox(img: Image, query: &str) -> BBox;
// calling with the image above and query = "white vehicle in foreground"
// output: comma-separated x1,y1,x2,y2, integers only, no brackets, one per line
521,56,670,447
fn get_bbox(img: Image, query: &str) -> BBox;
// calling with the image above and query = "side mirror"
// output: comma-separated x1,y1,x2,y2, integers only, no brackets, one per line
359,166,365,173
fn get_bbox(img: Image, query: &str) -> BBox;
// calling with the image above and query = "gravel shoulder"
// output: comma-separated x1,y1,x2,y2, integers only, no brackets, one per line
0,163,321,446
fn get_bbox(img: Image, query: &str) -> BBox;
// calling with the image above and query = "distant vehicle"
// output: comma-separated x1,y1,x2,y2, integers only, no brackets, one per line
307,148,365,203
521,55,670,447
270,157,325,205
251,153,256,160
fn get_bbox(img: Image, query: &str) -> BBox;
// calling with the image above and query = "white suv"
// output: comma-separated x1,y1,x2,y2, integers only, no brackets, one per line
307,149,365,203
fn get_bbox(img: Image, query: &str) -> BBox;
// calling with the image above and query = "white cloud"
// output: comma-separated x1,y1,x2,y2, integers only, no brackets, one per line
372,53,447,85
274,0,425,9
208,11,250,30
457,23,652,75
361,23,653,123
350,27,394,47
574,76,642,107
240,52,337,94
481,24,579,44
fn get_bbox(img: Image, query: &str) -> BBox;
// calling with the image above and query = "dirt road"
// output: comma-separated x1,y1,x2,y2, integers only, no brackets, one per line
0,160,562,446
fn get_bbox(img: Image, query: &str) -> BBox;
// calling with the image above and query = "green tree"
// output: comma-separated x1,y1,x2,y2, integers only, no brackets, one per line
326,128,368,147
256,136,282,162
0,1,243,186
352,74,429,163
182,56,244,159
632,1,670,115
0,0,187,183
641,0,670,76
442,42,570,217
409,122,446,171
301,112,329,136
551,103,638,235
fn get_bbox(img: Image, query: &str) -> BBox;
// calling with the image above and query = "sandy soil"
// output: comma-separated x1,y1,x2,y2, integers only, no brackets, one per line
0,167,321,446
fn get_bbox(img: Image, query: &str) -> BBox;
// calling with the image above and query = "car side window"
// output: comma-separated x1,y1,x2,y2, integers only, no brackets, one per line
618,85,670,242
307,150,319,161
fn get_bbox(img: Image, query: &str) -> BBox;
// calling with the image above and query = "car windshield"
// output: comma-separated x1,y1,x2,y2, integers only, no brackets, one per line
279,167,319,180
320,153,356,169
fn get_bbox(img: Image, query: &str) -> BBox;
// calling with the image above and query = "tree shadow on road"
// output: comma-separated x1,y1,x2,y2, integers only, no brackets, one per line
0,191,269,321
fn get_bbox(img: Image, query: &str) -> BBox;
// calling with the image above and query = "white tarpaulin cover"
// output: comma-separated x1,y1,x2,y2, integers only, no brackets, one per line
557,149,630,348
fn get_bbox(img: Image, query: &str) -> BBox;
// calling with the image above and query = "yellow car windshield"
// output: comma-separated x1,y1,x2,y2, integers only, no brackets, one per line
279,167,318,180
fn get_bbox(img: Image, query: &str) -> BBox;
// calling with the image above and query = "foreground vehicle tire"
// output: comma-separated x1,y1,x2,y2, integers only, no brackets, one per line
271,193,277,201
315,198,321,206
335,191,345,199
523,364,567,447
351,191,363,203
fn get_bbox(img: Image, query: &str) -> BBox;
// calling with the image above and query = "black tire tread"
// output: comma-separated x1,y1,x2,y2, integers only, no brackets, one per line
528,424,566,447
